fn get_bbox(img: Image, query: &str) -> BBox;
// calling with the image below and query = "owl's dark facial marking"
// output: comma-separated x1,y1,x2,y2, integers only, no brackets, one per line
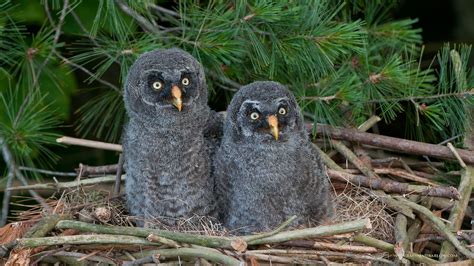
239,98,294,141
143,70,197,112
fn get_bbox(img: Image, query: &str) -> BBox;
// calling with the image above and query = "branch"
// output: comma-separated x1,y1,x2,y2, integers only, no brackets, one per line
352,234,438,264
313,141,415,218
125,247,241,266
328,169,460,199
56,136,122,152
149,4,180,17
394,214,409,263
8,175,123,191
0,172,14,226
281,240,379,253
366,89,474,103
55,52,121,92
246,219,372,245
114,153,125,195
18,235,161,248
114,0,161,34
76,163,121,177
314,124,474,164
0,138,51,212
19,166,77,177
56,219,371,248
246,249,394,264
396,196,474,259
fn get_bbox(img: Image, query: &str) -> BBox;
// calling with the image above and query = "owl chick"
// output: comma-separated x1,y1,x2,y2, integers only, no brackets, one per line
123,48,219,226
215,81,333,234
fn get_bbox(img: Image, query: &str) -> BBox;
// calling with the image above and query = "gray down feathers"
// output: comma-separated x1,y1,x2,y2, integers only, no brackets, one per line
123,49,332,231
214,81,333,234
123,48,219,226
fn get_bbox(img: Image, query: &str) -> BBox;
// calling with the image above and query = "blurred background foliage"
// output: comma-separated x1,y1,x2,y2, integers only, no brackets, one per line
0,0,473,188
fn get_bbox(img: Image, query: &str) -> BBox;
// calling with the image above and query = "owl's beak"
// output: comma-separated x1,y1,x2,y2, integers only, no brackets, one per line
267,115,279,140
171,85,183,111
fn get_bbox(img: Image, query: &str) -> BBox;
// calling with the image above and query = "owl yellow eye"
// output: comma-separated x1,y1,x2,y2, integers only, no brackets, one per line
278,107,287,115
181,77,190,86
152,81,163,90
250,112,260,120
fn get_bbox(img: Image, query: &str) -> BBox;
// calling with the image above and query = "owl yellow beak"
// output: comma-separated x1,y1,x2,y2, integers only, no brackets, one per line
267,115,279,140
171,85,182,112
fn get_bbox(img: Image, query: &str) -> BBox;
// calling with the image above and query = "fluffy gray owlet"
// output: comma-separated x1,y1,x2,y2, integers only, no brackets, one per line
215,81,333,234
123,48,220,226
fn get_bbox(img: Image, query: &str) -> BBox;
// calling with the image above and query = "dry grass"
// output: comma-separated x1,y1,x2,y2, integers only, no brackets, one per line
333,183,395,243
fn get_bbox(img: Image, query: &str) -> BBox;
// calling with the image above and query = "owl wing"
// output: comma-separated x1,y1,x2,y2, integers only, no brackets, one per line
304,143,334,221
204,110,225,159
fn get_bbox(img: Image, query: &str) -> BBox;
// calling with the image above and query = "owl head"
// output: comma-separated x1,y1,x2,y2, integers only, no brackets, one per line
225,81,305,143
124,48,207,119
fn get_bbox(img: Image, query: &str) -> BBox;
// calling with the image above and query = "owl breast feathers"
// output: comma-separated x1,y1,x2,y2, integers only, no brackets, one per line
214,81,333,234
123,48,221,226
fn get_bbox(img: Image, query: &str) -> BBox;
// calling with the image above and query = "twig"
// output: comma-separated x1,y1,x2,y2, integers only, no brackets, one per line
34,0,69,88
0,138,52,212
343,167,440,186
439,166,474,261
396,196,474,258
447,143,468,169
331,139,379,179
55,52,121,92
352,234,438,264
246,249,394,264
147,234,181,248
149,4,180,17
282,240,379,253
114,0,161,34
246,219,372,245
18,235,160,248
123,256,155,265
246,253,300,263
357,115,382,132
114,153,125,195
35,251,116,265
56,136,122,152
76,163,120,177
24,214,72,238
328,169,459,199
8,175,123,191
126,247,242,266
19,166,77,177
0,172,14,226
366,89,474,103
243,215,297,242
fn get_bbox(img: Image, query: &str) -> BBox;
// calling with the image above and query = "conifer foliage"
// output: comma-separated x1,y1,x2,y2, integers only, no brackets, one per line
0,0,472,168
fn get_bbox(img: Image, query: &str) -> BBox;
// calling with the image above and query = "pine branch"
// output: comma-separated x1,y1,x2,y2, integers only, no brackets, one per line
54,52,121,92
114,0,160,34
0,138,52,213
0,171,14,226
34,0,69,88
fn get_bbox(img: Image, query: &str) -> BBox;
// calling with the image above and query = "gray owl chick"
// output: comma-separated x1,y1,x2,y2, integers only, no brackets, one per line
215,81,333,234
123,48,219,226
